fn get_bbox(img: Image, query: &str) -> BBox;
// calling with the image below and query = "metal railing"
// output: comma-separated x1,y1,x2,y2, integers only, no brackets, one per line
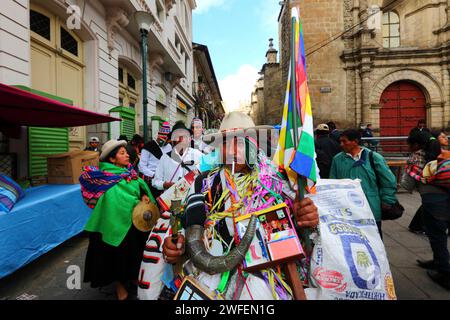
361,135,449,159
361,136,411,189
360,136,410,159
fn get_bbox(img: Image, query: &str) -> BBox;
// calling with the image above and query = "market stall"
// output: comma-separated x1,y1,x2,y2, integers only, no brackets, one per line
0,83,120,279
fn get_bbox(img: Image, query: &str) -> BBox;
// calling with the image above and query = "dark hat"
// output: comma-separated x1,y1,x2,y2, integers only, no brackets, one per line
131,134,143,143
169,121,192,140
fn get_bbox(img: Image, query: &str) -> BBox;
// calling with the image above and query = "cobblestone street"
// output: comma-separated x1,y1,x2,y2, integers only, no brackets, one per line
0,192,448,300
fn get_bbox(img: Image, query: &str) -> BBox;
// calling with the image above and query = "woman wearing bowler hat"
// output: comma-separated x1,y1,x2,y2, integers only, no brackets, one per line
79,139,156,300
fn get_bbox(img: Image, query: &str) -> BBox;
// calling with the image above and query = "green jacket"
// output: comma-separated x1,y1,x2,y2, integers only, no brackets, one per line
84,162,154,247
330,148,397,221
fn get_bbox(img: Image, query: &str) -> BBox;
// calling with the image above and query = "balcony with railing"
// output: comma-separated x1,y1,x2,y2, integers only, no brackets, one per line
193,83,224,129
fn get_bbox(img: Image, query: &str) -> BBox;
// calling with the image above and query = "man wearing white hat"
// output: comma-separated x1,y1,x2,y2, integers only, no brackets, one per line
85,136,100,153
158,111,319,300
314,123,340,179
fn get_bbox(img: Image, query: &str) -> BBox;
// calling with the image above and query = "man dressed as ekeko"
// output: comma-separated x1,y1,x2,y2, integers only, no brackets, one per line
155,112,319,300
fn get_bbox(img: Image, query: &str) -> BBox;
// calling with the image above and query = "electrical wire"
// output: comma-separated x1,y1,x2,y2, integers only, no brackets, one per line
304,0,401,55
303,0,405,57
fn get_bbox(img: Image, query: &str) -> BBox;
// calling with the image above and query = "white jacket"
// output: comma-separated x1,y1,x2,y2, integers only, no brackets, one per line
138,143,172,178
152,147,203,190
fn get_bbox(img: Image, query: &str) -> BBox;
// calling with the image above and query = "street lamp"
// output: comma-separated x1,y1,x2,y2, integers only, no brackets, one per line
135,11,154,143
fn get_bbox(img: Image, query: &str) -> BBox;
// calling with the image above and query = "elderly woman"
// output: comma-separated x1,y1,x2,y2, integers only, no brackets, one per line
80,139,155,300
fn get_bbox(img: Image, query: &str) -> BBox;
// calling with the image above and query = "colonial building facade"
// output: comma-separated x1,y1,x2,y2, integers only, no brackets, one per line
276,0,450,135
251,39,283,126
193,43,225,129
0,0,200,179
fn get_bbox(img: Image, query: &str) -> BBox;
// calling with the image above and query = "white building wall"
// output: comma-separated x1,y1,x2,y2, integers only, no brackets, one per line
0,0,197,136
0,0,31,86
85,3,120,115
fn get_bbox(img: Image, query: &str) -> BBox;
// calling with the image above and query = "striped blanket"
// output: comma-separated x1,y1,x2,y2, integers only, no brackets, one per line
79,164,138,208
406,158,450,189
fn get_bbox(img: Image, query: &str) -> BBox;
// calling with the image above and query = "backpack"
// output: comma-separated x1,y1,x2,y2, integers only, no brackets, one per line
368,152,404,221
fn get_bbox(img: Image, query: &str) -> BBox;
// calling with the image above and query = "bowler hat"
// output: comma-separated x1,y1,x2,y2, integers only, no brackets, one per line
99,139,127,161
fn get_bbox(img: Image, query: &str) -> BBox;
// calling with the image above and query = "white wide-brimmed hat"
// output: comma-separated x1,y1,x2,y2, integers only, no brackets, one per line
99,139,127,161
315,123,329,132
203,111,272,142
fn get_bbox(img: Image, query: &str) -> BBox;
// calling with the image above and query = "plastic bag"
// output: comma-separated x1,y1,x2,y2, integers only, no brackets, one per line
305,179,397,300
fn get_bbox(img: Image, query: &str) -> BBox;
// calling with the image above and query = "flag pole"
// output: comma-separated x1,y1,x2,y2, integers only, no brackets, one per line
284,1,307,301
290,2,312,257
290,1,306,200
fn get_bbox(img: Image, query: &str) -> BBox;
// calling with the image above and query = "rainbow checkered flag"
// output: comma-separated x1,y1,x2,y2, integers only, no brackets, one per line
274,6,317,193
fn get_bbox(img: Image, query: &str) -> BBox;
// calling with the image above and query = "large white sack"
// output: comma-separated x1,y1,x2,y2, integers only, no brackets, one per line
305,179,397,300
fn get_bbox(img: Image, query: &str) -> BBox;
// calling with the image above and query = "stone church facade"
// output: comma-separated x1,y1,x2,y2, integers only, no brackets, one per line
276,0,450,134
251,39,284,126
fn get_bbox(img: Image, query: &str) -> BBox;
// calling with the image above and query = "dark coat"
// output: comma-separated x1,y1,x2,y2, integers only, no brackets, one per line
126,144,139,170
315,135,341,179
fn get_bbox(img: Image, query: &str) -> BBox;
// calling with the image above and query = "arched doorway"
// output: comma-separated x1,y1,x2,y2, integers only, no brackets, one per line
379,81,427,136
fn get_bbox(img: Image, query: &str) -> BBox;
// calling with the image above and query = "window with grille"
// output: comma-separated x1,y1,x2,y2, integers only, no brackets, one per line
0,154,17,179
60,27,78,56
118,65,139,114
121,117,135,140
30,10,51,40
30,5,83,64
382,12,400,48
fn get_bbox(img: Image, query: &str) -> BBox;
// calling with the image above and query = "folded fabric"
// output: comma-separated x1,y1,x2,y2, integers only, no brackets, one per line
0,174,25,213
79,164,138,209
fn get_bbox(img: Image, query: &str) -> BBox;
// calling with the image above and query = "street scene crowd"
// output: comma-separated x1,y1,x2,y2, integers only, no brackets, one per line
1,0,450,303
71,114,448,300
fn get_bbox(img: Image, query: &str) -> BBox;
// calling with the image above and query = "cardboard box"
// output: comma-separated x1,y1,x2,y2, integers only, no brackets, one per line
43,151,99,184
